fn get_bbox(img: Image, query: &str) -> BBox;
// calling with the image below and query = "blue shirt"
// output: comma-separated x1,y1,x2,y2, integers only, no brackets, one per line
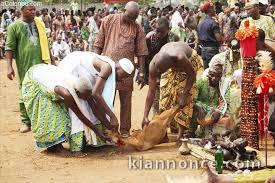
197,15,220,47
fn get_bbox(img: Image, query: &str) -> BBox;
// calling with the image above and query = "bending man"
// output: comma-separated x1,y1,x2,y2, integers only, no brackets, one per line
142,42,203,143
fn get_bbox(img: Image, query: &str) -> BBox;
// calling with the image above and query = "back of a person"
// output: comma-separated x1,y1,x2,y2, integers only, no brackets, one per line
197,16,219,48
58,51,97,76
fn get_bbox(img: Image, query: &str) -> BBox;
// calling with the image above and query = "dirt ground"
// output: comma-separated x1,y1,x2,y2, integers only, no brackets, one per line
0,60,274,183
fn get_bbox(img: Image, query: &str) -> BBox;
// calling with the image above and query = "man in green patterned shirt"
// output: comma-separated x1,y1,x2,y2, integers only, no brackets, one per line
191,64,232,137
5,2,48,133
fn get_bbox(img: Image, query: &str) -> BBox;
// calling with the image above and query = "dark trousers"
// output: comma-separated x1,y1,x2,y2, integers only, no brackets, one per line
201,47,219,69
118,90,132,134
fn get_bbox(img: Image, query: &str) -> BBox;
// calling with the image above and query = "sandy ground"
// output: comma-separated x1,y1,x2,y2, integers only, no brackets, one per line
0,60,274,183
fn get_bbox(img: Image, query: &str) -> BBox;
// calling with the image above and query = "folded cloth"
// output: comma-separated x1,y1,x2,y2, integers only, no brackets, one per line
34,17,51,64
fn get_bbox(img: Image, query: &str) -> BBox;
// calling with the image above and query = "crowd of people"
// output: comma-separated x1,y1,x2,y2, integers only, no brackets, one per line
1,0,275,177
1,0,275,182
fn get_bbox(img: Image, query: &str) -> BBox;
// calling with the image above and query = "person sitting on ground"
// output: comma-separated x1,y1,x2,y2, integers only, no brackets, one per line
192,64,233,138
142,42,203,144
70,37,80,52
58,51,135,148
78,36,88,51
51,34,70,61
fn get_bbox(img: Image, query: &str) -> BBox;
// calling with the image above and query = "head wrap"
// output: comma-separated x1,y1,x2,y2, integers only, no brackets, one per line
201,1,213,12
74,76,92,93
209,63,223,74
118,58,135,75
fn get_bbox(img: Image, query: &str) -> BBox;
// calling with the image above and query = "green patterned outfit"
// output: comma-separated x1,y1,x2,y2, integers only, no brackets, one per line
22,65,85,151
81,25,90,42
191,78,230,136
5,19,43,126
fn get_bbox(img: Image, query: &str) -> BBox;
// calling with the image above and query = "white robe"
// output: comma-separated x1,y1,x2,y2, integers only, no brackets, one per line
58,51,116,145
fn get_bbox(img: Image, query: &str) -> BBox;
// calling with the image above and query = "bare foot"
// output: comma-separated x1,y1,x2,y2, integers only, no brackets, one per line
19,124,31,133
71,151,87,158
46,144,72,157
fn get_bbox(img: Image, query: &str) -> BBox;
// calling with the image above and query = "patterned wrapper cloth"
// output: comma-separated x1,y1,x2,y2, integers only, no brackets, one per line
240,57,259,149
236,20,259,149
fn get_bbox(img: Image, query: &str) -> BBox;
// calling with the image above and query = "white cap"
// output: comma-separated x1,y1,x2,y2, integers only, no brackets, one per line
245,0,259,8
118,58,135,75
259,0,268,5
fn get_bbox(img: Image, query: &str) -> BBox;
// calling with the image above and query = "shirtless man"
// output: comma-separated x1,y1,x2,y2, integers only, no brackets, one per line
142,42,202,143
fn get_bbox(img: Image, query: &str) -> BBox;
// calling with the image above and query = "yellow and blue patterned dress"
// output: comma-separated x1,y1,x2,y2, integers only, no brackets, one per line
22,64,84,151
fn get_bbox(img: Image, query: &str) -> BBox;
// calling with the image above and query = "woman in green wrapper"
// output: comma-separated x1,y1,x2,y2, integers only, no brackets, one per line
22,64,112,156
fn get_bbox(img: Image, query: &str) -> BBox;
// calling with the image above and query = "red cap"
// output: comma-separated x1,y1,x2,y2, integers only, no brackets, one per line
201,1,214,12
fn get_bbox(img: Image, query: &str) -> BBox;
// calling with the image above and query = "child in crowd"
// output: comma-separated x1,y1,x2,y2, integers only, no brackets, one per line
0,32,5,59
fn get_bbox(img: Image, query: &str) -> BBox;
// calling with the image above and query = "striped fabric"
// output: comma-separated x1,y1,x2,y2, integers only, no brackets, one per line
22,66,83,150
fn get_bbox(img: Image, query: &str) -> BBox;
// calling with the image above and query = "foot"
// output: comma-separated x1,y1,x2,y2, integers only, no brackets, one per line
46,144,72,157
71,151,87,158
19,124,31,133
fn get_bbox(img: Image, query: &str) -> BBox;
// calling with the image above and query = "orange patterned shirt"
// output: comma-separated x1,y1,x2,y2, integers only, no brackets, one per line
94,14,148,91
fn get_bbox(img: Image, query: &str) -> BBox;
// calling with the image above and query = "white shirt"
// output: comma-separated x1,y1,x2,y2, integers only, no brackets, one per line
52,40,70,59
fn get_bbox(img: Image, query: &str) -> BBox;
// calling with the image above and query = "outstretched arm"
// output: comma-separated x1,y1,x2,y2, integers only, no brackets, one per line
87,97,115,131
91,62,119,130
54,86,108,141
142,62,158,127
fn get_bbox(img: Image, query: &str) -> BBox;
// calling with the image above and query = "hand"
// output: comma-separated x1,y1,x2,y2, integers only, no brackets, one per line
142,117,150,128
110,116,119,132
211,110,222,123
179,93,191,108
136,72,146,89
194,104,205,120
95,129,111,142
7,66,15,80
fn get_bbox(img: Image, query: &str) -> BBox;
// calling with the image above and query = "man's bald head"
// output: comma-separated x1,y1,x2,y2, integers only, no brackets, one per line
125,1,139,12
123,1,139,23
